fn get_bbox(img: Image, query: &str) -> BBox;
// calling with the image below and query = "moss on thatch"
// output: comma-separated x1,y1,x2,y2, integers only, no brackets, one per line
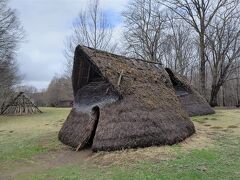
165,68,215,117
58,46,195,152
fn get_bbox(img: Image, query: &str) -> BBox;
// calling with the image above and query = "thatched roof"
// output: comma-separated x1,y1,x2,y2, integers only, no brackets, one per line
58,46,195,152
0,92,42,115
165,68,215,116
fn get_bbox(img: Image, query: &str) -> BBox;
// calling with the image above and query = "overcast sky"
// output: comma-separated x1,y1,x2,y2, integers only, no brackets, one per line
9,0,128,90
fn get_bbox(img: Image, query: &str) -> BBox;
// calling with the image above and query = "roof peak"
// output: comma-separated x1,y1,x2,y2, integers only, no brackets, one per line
78,45,162,65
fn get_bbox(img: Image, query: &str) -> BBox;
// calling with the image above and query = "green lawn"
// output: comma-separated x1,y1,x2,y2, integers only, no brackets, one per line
0,108,69,162
0,108,240,180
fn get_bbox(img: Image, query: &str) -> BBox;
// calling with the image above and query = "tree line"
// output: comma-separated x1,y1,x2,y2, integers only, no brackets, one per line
64,0,240,107
0,0,73,107
0,0,24,107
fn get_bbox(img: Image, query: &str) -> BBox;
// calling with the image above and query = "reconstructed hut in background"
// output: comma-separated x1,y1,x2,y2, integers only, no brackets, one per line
56,100,73,108
58,46,195,152
165,68,215,116
0,92,42,115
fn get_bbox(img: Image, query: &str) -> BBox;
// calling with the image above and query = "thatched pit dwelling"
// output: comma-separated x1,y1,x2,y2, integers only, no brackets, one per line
0,92,42,116
58,46,195,152
165,68,215,116
56,100,73,108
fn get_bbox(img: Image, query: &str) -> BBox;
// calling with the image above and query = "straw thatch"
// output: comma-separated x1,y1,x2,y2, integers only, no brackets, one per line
165,68,215,116
0,92,42,115
58,46,195,152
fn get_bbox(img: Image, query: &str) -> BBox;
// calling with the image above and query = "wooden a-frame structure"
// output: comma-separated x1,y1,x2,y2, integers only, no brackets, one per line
0,92,42,115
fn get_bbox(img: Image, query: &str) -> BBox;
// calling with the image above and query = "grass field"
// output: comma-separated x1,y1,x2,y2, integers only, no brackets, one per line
0,107,240,180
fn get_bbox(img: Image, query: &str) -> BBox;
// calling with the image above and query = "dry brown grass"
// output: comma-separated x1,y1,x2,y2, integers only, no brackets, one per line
90,121,213,166
90,109,240,166
228,125,238,128
90,146,177,166
210,126,223,129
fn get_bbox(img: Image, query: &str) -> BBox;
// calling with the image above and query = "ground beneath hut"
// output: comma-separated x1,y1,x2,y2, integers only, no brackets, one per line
0,107,240,179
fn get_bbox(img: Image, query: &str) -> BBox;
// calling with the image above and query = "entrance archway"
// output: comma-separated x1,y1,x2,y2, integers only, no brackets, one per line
86,106,100,147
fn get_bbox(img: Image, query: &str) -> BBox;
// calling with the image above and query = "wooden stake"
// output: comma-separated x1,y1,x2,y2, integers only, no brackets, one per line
117,70,124,87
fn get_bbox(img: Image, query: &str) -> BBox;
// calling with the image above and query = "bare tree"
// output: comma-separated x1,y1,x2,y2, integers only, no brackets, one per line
235,65,240,107
64,0,116,76
160,0,231,96
226,64,240,107
0,56,20,107
163,14,196,75
15,85,38,94
205,2,240,106
0,0,24,107
122,0,166,63
45,76,73,107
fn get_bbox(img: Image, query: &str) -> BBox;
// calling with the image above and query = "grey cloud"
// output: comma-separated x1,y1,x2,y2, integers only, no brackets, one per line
9,0,129,89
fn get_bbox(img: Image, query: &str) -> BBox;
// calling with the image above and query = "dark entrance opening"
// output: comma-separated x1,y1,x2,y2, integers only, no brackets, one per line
165,68,190,97
165,68,179,87
86,106,100,147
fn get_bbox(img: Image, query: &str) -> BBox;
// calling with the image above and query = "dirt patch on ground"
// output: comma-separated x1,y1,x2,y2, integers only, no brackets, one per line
1,148,93,179
228,125,238,129
33,148,93,167
210,126,223,129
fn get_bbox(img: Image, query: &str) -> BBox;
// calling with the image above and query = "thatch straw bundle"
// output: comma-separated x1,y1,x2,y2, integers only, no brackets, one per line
165,68,215,116
58,46,195,152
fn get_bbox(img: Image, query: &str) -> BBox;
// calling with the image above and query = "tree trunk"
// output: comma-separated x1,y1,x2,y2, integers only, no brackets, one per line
199,34,206,96
210,84,221,107
222,84,226,107
237,77,240,107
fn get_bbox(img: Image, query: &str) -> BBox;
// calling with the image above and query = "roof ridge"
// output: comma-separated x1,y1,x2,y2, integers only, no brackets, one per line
80,45,162,65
